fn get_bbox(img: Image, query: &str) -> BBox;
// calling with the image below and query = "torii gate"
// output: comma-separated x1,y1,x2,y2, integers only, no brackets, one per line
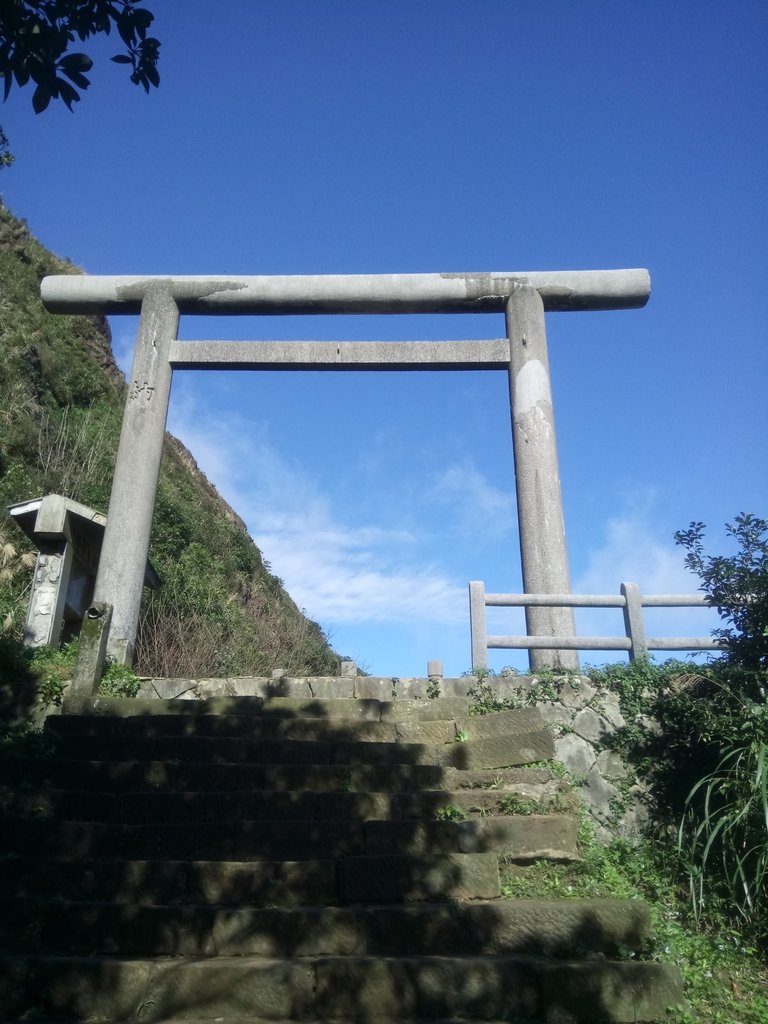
41,269,650,672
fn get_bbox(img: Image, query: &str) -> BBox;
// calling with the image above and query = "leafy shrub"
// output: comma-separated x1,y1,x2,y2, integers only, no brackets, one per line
675,513,768,676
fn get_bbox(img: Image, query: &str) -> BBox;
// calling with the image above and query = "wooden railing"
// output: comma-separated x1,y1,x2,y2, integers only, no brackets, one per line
468,581,719,670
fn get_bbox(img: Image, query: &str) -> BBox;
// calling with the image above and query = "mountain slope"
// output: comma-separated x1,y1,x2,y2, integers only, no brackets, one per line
0,202,340,677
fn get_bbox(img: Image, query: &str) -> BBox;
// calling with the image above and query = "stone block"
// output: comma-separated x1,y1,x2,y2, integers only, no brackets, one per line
212,907,359,956
145,956,316,1020
597,749,629,780
442,730,555,769
380,696,469,720
365,815,578,861
137,678,198,700
459,898,650,956
557,676,597,709
190,859,337,907
268,676,355,699
454,707,545,739
538,960,684,1023
536,702,575,728
598,690,627,729
393,719,456,745
581,767,621,823
30,956,153,1020
261,696,379,719
573,707,615,744
314,955,538,1021
555,732,596,776
339,852,501,902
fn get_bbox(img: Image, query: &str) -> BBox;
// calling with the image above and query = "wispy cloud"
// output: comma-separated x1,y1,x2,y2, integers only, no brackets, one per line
428,459,515,541
166,387,464,627
573,497,718,653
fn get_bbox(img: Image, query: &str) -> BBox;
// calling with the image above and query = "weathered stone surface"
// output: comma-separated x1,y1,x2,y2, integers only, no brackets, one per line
365,815,579,861
262,696,381,719
145,957,316,1020
380,696,470,720
26,956,153,1019
599,691,627,729
267,676,355,699
580,767,621,824
211,907,359,956
557,677,597,709
538,959,684,1023
597,749,629,780
453,706,545,739
573,707,616,744
393,719,456,745
555,732,596,776
190,859,337,906
339,852,501,902
537,702,575,728
136,677,198,700
314,955,540,1021
442,730,555,769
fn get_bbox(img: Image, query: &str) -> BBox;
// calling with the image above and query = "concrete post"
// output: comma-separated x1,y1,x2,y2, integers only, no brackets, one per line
68,602,113,704
621,582,648,662
93,284,179,664
506,286,579,672
469,581,488,671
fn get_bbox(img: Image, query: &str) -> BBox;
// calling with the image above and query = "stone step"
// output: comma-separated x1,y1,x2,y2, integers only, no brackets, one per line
365,815,579,860
0,784,568,824
63,694,475,721
0,853,500,906
0,953,684,1022
34,730,555,769
46,707,544,744
0,758,555,794
1,897,650,957
47,715,458,745
3,814,578,861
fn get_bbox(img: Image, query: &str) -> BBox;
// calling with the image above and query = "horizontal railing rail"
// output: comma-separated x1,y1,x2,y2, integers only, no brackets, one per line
469,580,719,670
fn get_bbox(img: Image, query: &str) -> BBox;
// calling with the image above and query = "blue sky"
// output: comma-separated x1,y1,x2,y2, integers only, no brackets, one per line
2,1,766,675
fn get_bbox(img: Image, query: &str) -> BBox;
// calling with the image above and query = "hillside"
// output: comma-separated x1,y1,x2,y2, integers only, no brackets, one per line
0,202,341,677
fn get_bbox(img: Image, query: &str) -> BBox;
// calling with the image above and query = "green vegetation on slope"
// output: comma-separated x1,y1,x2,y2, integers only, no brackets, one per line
0,201,340,678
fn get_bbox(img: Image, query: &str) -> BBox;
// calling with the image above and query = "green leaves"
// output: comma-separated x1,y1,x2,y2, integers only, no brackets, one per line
0,1,160,116
675,514,768,675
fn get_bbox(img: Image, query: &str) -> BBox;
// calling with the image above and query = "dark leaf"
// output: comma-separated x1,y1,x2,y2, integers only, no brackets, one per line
32,82,51,113
56,78,80,110
59,53,93,73
144,63,159,88
60,67,90,90
133,8,154,29
110,54,133,64
116,11,136,47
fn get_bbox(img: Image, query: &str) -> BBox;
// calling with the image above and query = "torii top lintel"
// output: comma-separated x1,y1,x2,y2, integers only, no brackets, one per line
41,269,650,316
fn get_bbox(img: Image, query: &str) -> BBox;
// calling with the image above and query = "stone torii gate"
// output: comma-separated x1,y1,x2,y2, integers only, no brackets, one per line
41,269,650,672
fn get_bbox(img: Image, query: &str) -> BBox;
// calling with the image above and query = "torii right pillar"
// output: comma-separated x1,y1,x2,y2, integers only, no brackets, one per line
506,283,579,672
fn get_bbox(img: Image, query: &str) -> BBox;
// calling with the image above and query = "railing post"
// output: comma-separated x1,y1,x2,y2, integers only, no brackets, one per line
469,581,488,671
506,286,579,671
621,582,648,662
67,602,113,704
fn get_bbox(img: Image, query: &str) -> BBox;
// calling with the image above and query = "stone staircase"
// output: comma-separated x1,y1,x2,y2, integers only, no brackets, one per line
0,677,683,1022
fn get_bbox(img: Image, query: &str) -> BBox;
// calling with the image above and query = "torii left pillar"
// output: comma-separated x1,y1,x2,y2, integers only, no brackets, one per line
93,283,178,664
